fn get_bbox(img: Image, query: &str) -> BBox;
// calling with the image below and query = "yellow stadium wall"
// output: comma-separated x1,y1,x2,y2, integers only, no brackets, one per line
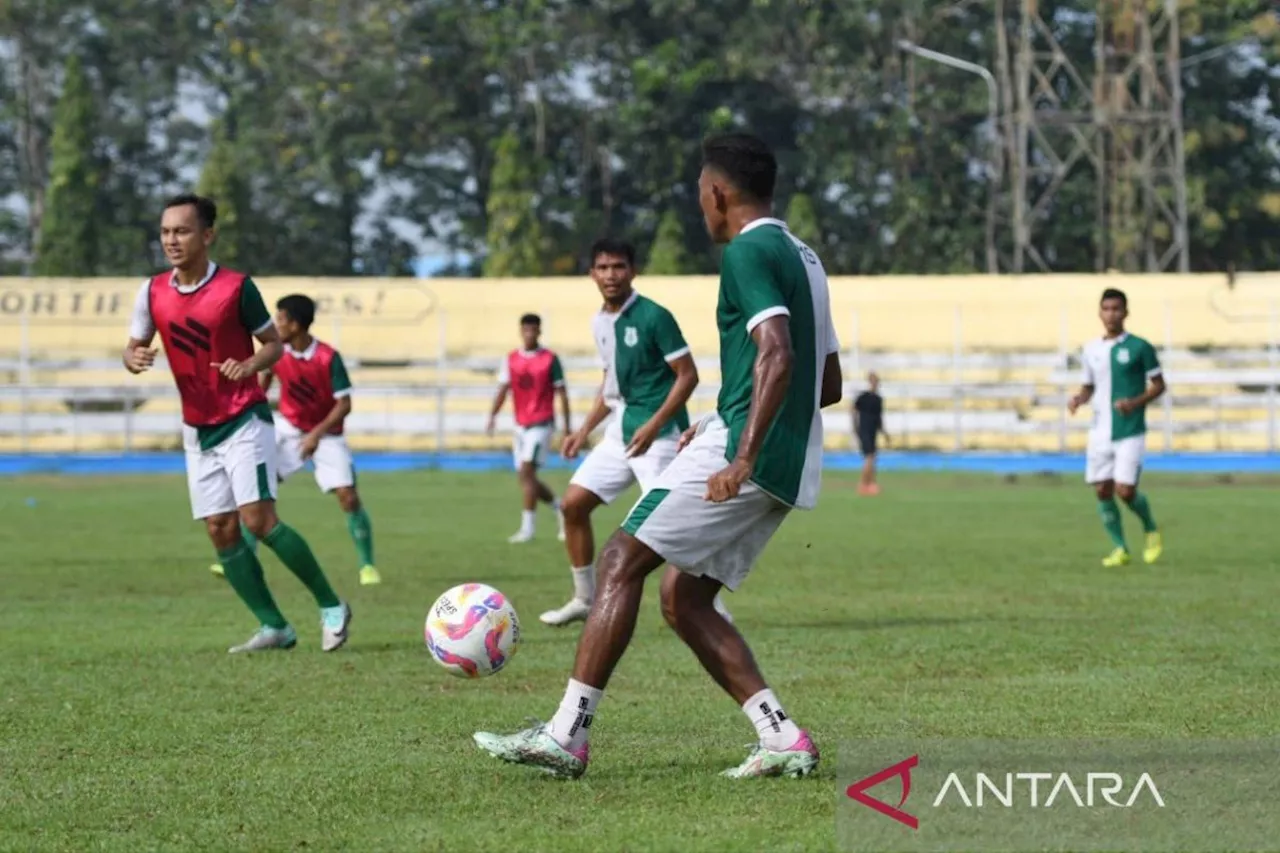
2,273,1280,360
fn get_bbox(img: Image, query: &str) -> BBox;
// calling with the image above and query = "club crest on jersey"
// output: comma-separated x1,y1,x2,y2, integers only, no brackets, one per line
1117,349,1131,364
623,326,638,347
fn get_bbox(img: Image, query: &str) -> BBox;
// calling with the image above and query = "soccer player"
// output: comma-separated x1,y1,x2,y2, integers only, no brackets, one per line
209,294,380,586
486,314,571,543
548,236,728,626
1068,288,1166,567
124,193,352,654
474,133,844,779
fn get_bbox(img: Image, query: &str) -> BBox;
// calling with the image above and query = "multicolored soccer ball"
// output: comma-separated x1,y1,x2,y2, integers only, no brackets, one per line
423,583,521,678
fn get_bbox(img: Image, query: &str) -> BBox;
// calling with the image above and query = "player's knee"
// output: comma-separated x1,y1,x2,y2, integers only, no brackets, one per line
335,487,360,513
596,530,658,592
204,512,240,548
1094,481,1115,500
1116,483,1137,502
561,489,595,524
239,501,278,539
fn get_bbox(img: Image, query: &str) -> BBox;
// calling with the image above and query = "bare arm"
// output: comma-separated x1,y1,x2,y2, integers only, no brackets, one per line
820,352,842,408
577,376,611,437
1118,375,1166,414
249,325,284,373
311,395,352,438
654,354,699,429
556,385,573,435
488,384,509,421
733,316,794,467
1068,384,1095,414
260,370,275,393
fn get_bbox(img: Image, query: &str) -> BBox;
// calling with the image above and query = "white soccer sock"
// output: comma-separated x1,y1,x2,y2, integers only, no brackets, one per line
520,509,535,533
548,678,603,750
571,565,595,602
742,688,802,751
551,497,562,513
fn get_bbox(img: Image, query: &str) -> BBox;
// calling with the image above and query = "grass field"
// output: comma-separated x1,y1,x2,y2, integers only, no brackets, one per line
3,468,1279,852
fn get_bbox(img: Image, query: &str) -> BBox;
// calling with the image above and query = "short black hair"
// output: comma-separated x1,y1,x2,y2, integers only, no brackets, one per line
1101,288,1128,307
520,313,541,326
163,193,217,229
277,294,316,329
590,237,636,268
701,133,777,202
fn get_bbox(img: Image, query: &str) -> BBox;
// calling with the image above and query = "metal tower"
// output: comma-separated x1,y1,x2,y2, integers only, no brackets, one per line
1010,0,1189,273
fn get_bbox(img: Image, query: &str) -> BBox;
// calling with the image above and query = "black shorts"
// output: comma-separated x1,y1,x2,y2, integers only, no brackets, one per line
858,431,877,455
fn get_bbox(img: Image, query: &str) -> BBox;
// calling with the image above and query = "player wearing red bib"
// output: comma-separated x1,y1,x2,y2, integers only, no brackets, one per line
124,194,351,654
486,313,571,543
208,294,380,587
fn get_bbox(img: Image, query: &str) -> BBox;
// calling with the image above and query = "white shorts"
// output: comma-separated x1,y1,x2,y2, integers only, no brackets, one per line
513,422,554,470
1086,434,1146,486
184,414,279,520
274,414,356,493
569,431,679,504
621,417,789,591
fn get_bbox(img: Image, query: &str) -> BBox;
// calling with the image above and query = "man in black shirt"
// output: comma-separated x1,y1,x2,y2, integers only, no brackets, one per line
852,372,890,495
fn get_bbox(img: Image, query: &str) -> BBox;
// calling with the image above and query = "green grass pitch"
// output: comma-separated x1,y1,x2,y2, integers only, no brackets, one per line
2,469,1278,852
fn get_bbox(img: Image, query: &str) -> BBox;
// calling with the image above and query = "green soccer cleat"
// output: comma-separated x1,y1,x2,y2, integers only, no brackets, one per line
210,562,225,578
473,722,589,779
359,565,381,586
721,730,820,779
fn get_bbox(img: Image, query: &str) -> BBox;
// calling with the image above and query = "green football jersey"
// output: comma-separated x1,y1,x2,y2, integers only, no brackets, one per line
715,218,839,509
594,291,691,444
1081,333,1163,440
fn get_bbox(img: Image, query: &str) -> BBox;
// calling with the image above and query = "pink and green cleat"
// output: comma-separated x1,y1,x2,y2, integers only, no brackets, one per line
721,730,820,778
473,722,589,779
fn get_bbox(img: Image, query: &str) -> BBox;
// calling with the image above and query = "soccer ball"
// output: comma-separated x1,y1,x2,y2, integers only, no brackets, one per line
424,582,521,678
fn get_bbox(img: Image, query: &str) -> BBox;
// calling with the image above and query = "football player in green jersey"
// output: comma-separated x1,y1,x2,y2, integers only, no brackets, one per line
1068,288,1166,566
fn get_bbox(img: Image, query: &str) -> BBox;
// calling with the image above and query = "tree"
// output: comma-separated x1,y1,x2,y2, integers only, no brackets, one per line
197,122,252,270
785,193,821,248
645,209,693,274
482,130,548,277
35,54,100,276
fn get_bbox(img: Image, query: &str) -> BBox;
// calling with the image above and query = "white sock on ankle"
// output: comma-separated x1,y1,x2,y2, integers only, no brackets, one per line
548,678,603,750
571,565,595,602
742,688,802,751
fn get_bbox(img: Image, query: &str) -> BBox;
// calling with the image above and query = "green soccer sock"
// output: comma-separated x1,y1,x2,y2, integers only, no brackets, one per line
218,539,288,630
262,522,341,609
1097,498,1127,551
240,521,259,555
1125,491,1158,533
346,506,375,567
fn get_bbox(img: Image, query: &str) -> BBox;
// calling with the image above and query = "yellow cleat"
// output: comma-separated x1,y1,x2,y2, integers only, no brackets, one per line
210,562,225,578
359,565,382,586
1102,547,1131,568
1143,531,1163,565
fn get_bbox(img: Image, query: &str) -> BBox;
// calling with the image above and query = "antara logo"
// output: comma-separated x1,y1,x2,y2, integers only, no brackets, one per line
846,756,1165,830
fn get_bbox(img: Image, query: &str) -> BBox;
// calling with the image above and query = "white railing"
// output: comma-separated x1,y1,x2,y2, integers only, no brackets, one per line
3,352,1280,453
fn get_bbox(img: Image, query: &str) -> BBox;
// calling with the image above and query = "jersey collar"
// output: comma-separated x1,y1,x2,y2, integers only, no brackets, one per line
599,289,639,317
737,217,788,236
168,261,218,294
287,339,319,360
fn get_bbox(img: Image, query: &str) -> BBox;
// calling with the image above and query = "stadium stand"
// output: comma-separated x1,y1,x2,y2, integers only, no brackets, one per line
2,273,1280,453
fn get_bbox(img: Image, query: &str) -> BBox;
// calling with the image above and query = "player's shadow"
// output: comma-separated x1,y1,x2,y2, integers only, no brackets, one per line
754,615,992,631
